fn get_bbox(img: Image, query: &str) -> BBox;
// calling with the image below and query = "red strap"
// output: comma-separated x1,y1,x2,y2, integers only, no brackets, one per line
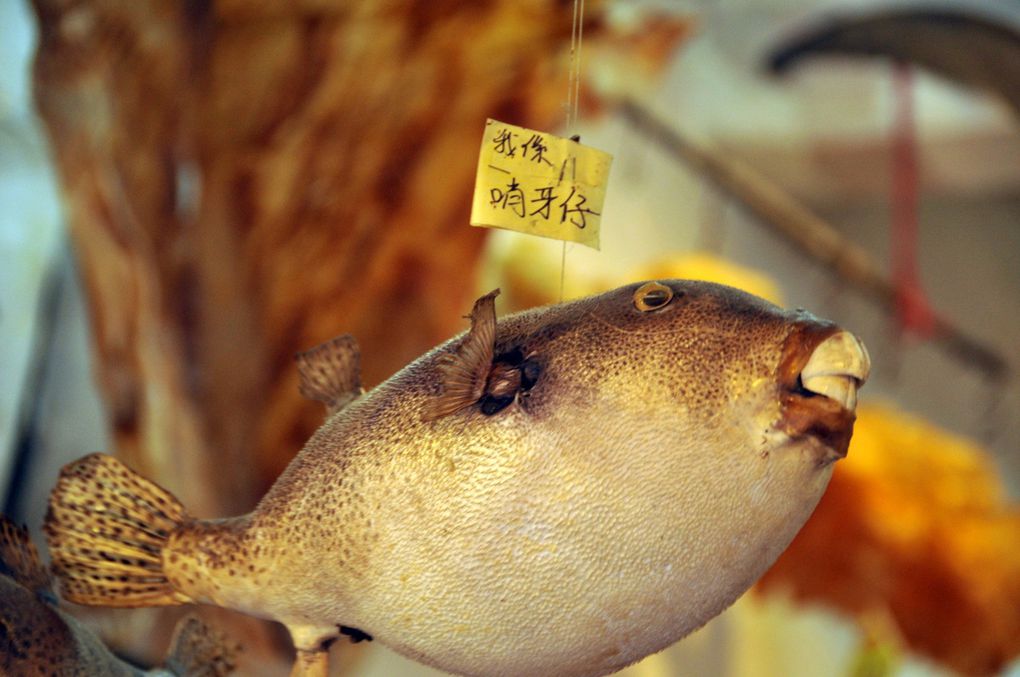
891,63,937,337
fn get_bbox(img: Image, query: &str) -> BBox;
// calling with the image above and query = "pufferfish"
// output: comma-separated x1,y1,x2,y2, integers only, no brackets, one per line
0,515,238,676
44,280,870,677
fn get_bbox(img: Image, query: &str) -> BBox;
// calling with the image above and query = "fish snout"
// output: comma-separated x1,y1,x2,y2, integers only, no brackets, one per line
798,331,871,411
778,326,871,459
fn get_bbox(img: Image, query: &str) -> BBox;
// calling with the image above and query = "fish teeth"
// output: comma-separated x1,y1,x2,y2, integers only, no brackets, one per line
801,374,857,410
799,331,870,410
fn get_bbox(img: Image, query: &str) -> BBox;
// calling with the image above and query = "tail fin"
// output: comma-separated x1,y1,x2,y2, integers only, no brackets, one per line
0,515,53,597
44,453,194,607
164,614,241,676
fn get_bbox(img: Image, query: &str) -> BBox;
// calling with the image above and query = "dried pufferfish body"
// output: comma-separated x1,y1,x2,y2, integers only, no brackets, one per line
45,280,869,677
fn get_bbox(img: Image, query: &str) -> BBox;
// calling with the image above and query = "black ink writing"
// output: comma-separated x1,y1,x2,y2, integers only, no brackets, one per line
557,156,576,184
521,134,553,166
492,128,554,167
529,186,556,219
489,178,525,217
492,128,517,158
558,186,599,230
488,177,600,230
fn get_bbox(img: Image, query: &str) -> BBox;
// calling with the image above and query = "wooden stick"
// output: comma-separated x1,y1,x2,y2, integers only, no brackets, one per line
618,99,1010,382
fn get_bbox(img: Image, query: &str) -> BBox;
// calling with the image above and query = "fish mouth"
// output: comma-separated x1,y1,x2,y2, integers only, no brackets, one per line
777,323,871,460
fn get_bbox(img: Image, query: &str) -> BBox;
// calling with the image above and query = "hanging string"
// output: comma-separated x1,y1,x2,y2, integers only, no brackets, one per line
560,0,584,302
571,0,585,131
565,0,584,131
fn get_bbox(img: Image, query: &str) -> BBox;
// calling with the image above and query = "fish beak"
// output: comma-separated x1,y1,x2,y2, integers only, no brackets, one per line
798,331,871,411
778,326,871,460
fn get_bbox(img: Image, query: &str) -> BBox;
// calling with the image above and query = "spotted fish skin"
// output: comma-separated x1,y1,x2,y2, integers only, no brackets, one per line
0,574,140,677
46,280,869,677
0,515,239,677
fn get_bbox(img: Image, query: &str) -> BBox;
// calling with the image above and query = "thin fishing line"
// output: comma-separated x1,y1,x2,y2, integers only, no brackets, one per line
559,242,567,303
572,0,585,130
561,0,583,303
567,0,580,131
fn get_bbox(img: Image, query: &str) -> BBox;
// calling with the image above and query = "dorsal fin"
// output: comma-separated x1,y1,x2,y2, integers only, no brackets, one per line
296,334,364,416
0,515,53,598
163,614,241,676
426,289,499,420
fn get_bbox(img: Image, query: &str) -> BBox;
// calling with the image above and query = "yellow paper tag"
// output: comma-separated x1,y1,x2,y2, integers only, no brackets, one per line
470,119,612,250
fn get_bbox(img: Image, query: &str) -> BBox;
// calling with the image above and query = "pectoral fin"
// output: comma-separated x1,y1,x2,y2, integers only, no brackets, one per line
296,334,364,416
0,515,53,599
426,289,499,420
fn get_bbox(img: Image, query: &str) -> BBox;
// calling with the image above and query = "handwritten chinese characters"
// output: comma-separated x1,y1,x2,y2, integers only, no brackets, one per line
471,119,612,249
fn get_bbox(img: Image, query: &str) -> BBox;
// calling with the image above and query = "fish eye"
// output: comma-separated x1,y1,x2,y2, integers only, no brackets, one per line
633,281,673,312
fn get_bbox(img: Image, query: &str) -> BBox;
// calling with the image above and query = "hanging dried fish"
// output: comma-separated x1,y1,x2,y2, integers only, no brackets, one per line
45,281,869,677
